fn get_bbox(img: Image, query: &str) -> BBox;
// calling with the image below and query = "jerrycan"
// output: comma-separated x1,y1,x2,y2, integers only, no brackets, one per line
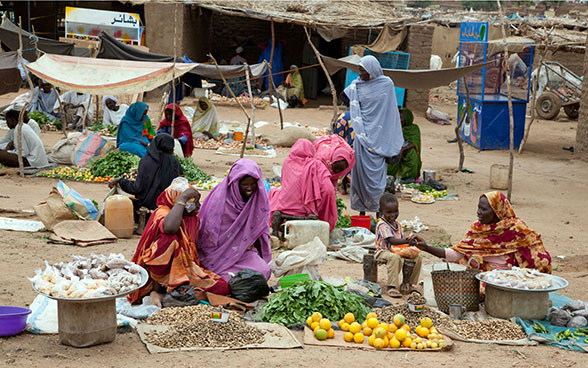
104,195,134,239
283,220,330,250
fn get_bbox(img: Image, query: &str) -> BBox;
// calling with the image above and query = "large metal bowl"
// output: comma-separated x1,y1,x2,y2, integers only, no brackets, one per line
476,271,568,293
32,266,149,303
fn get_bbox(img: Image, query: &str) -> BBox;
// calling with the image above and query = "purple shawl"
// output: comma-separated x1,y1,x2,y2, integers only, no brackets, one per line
197,159,271,277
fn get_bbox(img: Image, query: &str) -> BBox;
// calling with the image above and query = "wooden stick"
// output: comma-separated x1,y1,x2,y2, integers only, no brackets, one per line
497,0,515,201
16,17,33,177
519,27,554,154
267,20,284,130
53,87,67,137
455,76,470,171
304,26,338,128
81,95,90,131
245,64,256,147
171,2,178,137
95,95,100,125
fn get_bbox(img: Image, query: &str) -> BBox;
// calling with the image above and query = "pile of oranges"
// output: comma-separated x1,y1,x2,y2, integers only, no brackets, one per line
309,311,447,350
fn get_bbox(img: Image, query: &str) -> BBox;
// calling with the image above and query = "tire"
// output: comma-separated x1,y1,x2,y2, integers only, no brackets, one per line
564,104,580,120
536,92,561,120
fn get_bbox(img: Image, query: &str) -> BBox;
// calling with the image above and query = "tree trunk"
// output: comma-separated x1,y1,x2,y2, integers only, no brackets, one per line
575,32,588,160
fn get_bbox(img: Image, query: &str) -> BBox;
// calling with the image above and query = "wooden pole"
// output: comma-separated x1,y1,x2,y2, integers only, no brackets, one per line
95,95,100,125
53,87,67,136
245,64,256,147
519,27,554,154
304,26,339,128
455,77,470,171
171,2,178,137
207,53,252,158
267,20,284,129
16,17,34,177
81,95,90,131
497,0,515,201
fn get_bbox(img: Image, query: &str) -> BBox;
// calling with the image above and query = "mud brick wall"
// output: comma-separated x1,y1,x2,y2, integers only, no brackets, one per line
404,25,434,115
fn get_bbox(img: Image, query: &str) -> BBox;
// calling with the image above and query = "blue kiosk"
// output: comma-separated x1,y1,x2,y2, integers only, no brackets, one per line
457,22,534,150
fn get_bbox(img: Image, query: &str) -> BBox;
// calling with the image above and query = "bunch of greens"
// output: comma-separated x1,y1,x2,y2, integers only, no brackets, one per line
89,123,118,136
179,157,210,182
90,151,140,178
28,110,62,130
261,280,371,326
336,197,351,228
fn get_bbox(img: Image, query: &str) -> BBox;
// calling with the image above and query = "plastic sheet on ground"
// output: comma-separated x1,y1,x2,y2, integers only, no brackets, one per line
137,322,302,353
517,292,588,353
328,246,368,263
26,294,137,334
0,217,45,232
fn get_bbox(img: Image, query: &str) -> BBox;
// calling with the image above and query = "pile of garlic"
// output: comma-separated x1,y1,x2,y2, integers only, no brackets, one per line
30,253,143,299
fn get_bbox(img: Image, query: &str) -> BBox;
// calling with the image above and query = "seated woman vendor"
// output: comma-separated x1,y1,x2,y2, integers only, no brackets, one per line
108,133,182,211
157,103,194,158
117,101,155,157
127,177,229,307
269,139,354,231
197,159,272,281
411,191,552,273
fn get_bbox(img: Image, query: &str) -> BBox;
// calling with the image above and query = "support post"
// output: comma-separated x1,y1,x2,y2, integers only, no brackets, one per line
304,26,338,128
171,2,178,137
267,20,284,129
455,77,470,171
497,0,515,201
245,64,256,147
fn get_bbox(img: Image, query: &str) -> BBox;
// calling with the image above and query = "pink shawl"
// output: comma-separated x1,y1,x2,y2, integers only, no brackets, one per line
313,134,355,186
197,159,272,278
269,139,337,230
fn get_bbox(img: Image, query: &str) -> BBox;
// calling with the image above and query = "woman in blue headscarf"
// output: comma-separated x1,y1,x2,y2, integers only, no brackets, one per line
116,101,153,157
343,55,404,215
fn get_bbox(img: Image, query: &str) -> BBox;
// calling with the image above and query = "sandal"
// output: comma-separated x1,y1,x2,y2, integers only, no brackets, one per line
387,288,402,298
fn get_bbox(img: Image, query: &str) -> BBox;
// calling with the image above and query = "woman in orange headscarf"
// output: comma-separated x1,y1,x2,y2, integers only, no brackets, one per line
128,177,228,306
412,191,551,273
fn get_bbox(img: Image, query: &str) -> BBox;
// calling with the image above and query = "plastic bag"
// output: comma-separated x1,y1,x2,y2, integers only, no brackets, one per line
269,236,327,280
56,180,98,220
228,268,270,303
71,131,113,168
548,307,572,327
563,300,587,312
161,285,200,307
567,316,588,328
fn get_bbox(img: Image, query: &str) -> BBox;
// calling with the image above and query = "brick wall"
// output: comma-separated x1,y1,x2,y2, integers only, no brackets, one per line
404,24,434,114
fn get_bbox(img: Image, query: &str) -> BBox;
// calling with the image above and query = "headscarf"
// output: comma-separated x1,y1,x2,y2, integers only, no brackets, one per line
147,133,179,189
159,103,194,157
197,159,271,279
269,139,337,230
452,191,552,273
102,95,128,127
117,101,150,147
191,97,218,134
344,55,403,157
312,135,355,186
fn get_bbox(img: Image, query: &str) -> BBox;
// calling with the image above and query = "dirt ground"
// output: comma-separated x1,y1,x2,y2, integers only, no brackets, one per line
1,85,587,367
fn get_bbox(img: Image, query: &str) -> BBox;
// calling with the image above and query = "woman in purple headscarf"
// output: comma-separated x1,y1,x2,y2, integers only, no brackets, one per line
197,159,272,281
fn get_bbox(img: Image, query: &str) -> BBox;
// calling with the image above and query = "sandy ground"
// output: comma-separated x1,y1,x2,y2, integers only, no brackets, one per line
1,86,587,367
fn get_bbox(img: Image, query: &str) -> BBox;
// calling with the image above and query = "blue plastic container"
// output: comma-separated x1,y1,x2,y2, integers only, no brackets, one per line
0,306,31,336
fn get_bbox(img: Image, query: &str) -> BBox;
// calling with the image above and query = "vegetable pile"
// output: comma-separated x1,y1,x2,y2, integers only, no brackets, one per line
89,123,118,137
179,157,210,182
336,198,351,228
90,151,140,178
261,280,370,326
38,166,111,183
29,110,62,130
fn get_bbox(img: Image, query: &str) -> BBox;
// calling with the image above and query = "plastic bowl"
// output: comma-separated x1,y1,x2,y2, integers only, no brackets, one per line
407,301,425,313
279,273,310,289
0,306,31,336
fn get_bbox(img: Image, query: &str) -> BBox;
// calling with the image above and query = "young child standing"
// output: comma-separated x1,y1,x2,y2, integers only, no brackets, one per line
375,193,422,298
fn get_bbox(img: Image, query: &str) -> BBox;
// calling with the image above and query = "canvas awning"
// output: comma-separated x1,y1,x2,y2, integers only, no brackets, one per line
97,31,268,79
25,54,198,95
0,51,21,95
322,54,493,90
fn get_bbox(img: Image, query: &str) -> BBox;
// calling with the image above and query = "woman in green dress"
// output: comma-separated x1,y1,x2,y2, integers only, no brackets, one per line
387,108,422,180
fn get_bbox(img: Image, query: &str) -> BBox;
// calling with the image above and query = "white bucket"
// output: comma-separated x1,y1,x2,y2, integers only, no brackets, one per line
422,262,466,306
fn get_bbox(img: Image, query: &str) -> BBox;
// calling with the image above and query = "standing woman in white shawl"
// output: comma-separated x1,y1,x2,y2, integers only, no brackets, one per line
102,96,129,127
191,97,218,134
344,55,403,215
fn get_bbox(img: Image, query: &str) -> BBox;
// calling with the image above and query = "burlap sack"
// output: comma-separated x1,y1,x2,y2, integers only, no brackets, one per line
33,189,77,231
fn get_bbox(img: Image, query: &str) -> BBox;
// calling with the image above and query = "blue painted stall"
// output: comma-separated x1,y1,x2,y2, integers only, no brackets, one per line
457,22,534,150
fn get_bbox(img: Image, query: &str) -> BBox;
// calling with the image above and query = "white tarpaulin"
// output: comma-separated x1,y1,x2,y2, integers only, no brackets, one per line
25,54,198,95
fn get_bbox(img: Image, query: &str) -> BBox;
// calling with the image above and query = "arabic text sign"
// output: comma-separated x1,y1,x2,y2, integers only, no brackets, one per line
65,6,140,28
459,22,488,42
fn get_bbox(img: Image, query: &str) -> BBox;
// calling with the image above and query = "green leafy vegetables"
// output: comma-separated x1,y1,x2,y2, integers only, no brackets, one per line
179,157,210,182
28,110,62,130
89,123,118,136
90,151,140,178
336,197,351,228
261,280,370,326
